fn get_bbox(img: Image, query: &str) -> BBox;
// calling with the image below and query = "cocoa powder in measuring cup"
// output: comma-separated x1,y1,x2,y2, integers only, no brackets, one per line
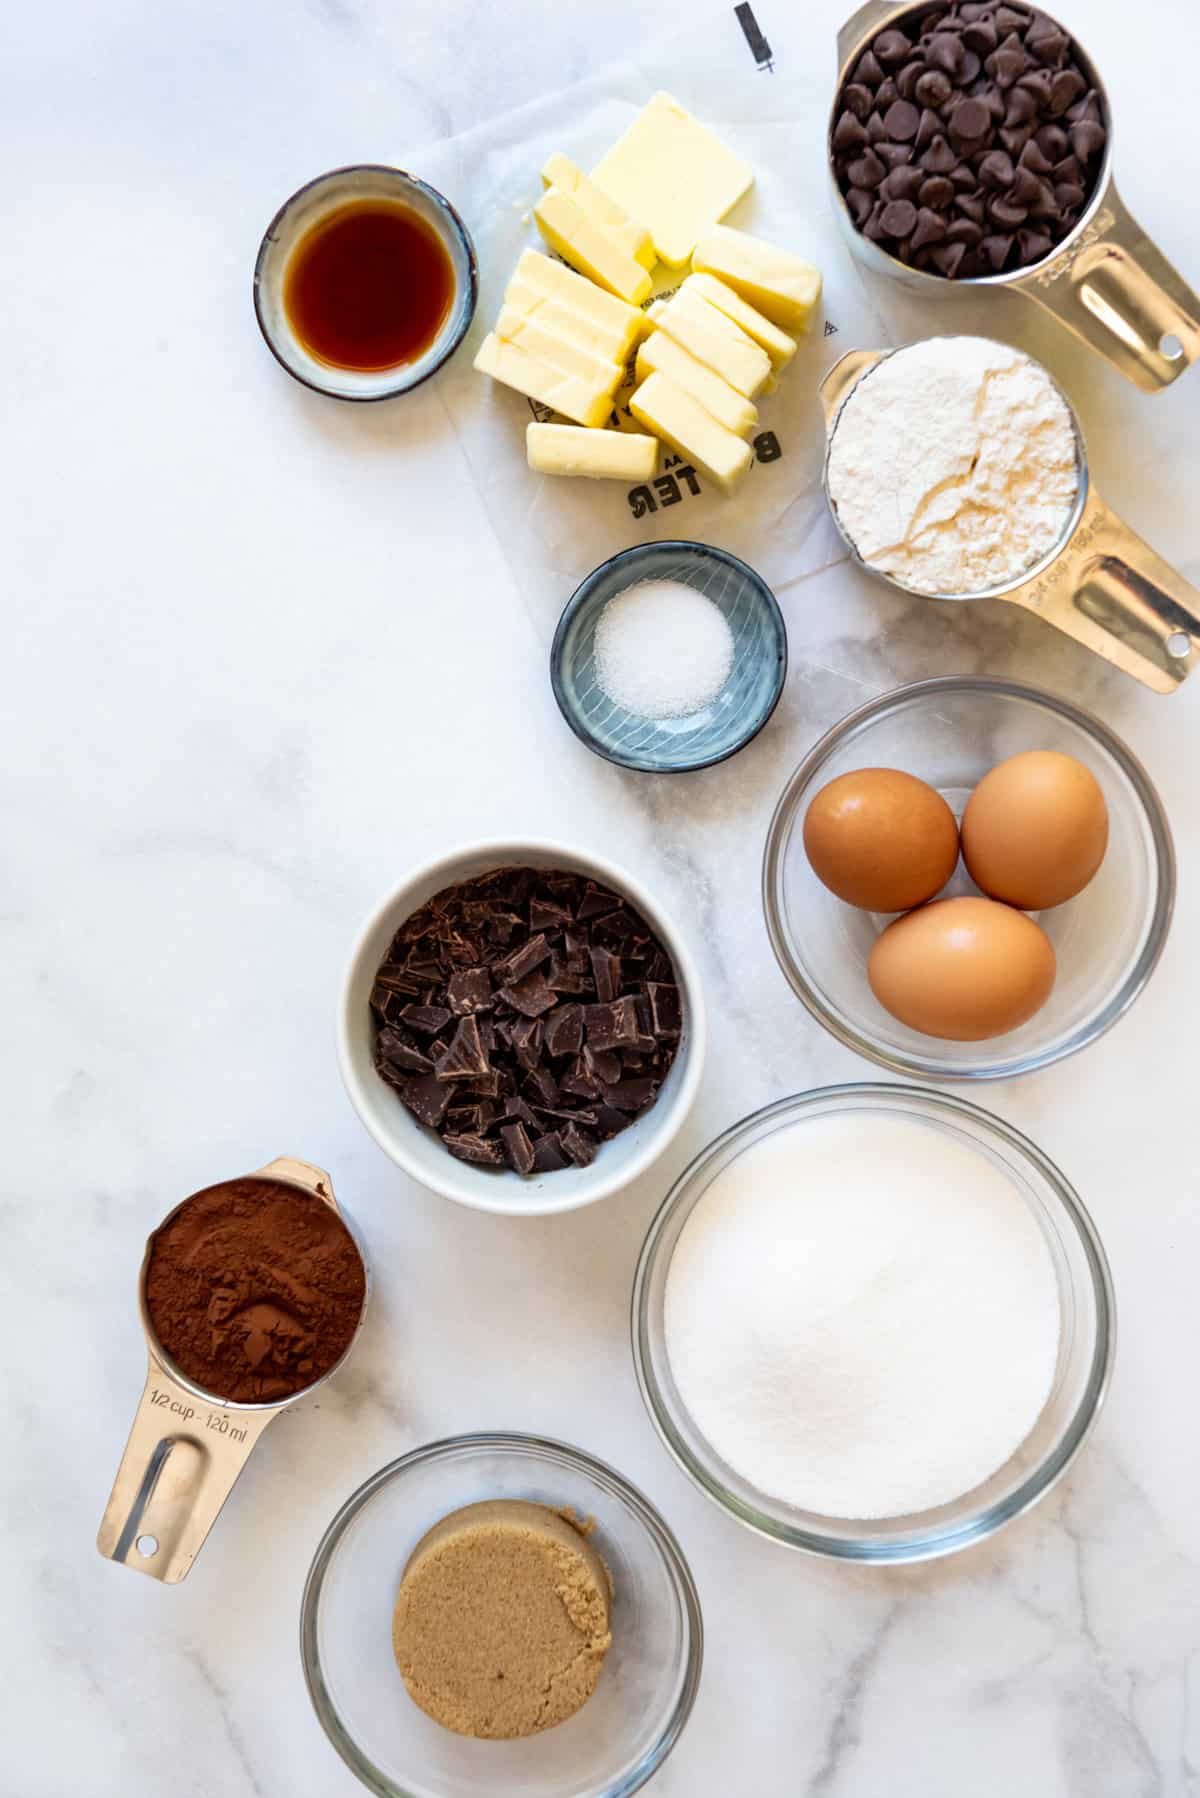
143,1177,366,1403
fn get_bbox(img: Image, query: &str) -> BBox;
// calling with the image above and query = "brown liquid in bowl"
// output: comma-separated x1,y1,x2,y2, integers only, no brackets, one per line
283,199,454,372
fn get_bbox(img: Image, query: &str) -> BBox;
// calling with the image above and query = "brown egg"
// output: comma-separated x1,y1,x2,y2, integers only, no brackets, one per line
961,750,1108,910
868,896,1056,1041
803,768,960,912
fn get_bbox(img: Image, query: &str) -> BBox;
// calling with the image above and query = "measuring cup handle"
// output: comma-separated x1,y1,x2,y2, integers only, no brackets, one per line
1005,486,1200,693
97,1362,276,1582
1023,176,1200,392
257,1155,338,1207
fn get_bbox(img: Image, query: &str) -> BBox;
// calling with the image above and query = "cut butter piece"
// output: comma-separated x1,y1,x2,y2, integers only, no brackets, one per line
630,371,752,495
495,306,623,393
527,423,657,481
540,153,656,270
691,225,823,332
511,250,643,343
503,279,640,367
648,288,771,399
474,333,613,428
636,329,757,437
533,189,652,306
682,272,797,371
591,91,753,268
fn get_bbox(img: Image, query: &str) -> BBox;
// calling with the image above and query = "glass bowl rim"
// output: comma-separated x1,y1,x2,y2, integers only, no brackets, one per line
761,674,1176,1081
300,1430,705,1798
549,539,788,774
630,1082,1116,1563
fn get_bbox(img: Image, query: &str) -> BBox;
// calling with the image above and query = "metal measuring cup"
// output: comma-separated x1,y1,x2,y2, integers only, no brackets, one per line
831,2,1200,392
97,1157,369,1584
819,340,1200,691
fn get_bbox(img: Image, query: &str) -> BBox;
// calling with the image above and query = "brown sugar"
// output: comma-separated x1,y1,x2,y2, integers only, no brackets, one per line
391,1500,613,1739
143,1176,366,1402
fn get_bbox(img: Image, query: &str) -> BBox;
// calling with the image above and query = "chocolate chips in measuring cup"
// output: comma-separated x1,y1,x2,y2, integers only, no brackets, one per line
831,4,1107,278
370,867,682,1174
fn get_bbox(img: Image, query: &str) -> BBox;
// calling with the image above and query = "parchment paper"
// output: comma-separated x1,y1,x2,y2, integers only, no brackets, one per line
406,4,896,641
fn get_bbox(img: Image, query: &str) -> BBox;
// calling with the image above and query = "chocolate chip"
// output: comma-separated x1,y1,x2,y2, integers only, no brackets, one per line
876,76,900,109
962,17,998,55
927,31,966,76
919,133,958,173
1018,226,1053,263
981,231,1015,269
1070,118,1106,161
884,98,920,140
959,48,982,83
1019,137,1053,174
931,240,968,276
873,28,912,66
919,174,955,208
911,206,948,248
854,48,884,85
880,197,919,237
1035,122,1069,161
876,141,914,170
882,163,924,201
915,67,953,108
950,161,978,190
987,42,1027,87
1054,180,1085,210
846,185,874,225
847,149,887,187
842,81,875,118
999,126,1032,158
1026,15,1068,64
988,192,1028,228
978,147,1014,189
915,105,943,151
1004,83,1038,125
995,4,1031,29
833,109,870,152
896,62,924,100
866,111,888,143
1048,68,1086,115
947,215,983,244
1017,67,1053,105
956,191,987,224
949,96,991,143
1009,163,1044,206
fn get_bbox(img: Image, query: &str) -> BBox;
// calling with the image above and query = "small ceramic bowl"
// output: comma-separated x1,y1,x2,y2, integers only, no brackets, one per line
301,1433,703,1798
762,676,1174,1081
550,542,787,773
338,839,707,1214
253,165,477,401
632,1085,1115,1563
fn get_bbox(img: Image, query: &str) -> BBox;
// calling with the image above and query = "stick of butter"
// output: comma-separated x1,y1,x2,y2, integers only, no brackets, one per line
495,306,623,393
474,333,614,428
648,288,771,399
533,188,653,307
512,251,643,340
630,371,752,495
682,273,797,371
691,225,823,333
503,280,639,368
527,423,657,481
540,153,656,270
636,330,757,437
591,92,753,268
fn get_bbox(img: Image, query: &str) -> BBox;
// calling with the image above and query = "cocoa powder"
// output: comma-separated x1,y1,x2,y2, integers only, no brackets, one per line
144,1177,366,1402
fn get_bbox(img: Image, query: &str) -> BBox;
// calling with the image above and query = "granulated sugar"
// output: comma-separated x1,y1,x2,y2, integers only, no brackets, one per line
593,579,734,719
664,1110,1060,1519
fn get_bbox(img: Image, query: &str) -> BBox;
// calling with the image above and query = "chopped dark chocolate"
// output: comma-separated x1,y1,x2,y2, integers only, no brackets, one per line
370,866,681,1174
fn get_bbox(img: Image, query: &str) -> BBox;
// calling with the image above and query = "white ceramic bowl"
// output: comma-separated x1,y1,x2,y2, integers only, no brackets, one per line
338,840,707,1214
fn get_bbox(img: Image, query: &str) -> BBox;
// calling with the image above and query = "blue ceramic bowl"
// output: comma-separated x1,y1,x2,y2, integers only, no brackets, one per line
550,542,788,774
253,164,478,402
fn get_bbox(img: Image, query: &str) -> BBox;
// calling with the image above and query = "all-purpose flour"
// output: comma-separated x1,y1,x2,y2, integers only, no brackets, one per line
826,336,1078,598
663,1111,1060,1519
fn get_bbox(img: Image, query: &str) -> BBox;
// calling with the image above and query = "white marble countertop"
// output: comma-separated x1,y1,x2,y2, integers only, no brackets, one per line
6,0,1200,1792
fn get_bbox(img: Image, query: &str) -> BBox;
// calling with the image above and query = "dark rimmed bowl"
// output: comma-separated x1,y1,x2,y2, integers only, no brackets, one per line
253,165,477,401
550,542,787,774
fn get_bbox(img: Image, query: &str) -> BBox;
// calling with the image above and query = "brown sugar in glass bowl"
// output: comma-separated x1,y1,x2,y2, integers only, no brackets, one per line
143,1176,367,1403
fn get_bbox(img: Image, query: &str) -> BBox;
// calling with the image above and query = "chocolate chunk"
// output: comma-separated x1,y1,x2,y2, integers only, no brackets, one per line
560,1058,602,1100
919,174,955,210
880,198,918,238
444,1132,504,1167
491,931,552,986
873,28,912,66
883,99,920,141
589,945,621,1004
558,1122,598,1167
399,1074,451,1129
543,1003,584,1059
445,967,493,1015
575,883,614,921
582,1041,621,1085
500,1121,536,1176
647,983,682,1038
530,1133,568,1172
434,1015,490,1082
604,1077,659,1113
500,970,557,1017
524,1063,560,1107
376,1026,434,1076
529,895,573,933
545,953,585,994
833,109,870,153
510,1016,543,1071
585,997,641,1052
915,67,953,108
400,1002,452,1035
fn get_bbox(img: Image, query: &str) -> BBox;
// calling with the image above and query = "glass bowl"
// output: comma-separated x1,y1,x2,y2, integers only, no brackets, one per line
762,676,1174,1080
632,1085,1115,1564
550,541,787,773
301,1433,703,1797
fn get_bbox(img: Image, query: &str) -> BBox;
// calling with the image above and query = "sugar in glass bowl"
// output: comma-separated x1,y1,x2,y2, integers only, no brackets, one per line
301,1433,703,1798
762,676,1174,1081
632,1084,1115,1563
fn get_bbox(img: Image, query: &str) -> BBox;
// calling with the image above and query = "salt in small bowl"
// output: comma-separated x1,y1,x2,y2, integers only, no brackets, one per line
550,542,787,774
